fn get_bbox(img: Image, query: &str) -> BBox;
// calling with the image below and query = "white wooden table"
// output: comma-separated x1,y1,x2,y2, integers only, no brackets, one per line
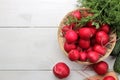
0,0,119,80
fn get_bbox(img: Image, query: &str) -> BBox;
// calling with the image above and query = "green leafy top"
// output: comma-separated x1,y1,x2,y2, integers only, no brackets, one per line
77,0,120,38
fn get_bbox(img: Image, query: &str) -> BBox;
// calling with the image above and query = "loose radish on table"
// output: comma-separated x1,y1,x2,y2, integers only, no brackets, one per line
87,51,100,63
79,27,93,40
68,49,79,61
93,61,108,75
103,76,115,80
65,30,78,43
64,42,76,52
93,44,106,55
96,31,109,45
79,39,90,49
79,52,87,61
53,62,70,79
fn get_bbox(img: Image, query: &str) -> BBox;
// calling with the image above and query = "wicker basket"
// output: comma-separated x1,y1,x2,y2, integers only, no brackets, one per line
58,8,116,65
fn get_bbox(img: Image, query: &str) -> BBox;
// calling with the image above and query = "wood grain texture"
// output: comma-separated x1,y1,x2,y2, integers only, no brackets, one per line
0,71,88,80
0,0,77,27
0,28,115,70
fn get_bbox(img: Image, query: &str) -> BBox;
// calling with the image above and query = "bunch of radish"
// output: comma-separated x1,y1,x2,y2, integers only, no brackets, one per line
62,10,110,63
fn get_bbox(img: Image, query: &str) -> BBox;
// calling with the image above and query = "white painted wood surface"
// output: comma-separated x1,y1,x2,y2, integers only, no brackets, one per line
0,0,77,27
0,0,119,80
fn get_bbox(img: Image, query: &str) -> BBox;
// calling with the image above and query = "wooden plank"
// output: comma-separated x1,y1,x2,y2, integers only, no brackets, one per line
0,71,91,80
0,28,82,70
0,28,115,70
0,0,77,27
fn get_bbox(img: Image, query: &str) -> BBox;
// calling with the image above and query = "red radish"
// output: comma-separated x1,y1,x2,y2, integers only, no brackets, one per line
79,52,87,61
68,49,79,61
100,24,110,33
53,62,70,79
86,21,94,27
93,61,108,75
103,76,115,80
79,39,90,49
93,44,106,55
96,31,109,45
79,27,93,40
70,23,76,29
64,42,76,52
71,10,81,20
65,30,78,43
89,26,97,36
87,51,99,63
76,46,82,52
62,25,71,33
86,47,93,53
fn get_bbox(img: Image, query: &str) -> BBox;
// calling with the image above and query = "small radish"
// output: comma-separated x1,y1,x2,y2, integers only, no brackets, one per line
64,42,76,52
79,39,90,49
86,47,93,53
70,23,76,29
87,51,99,63
62,25,71,33
65,30,78,43
86,21,94,27
71,10,81,20
103,76,115,80
53,62,70,79
76,46,82,52
93,44,106,55
68,49,79,61
79,27,93,40
89,26,97,36
100,24,110,33
96,31,109,45
93,61,108,75
79,52,87,61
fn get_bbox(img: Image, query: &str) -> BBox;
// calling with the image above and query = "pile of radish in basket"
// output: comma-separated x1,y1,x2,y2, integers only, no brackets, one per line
62,10,110,63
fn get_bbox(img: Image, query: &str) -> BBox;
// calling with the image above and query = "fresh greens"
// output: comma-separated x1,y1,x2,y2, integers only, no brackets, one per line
77,0,120,38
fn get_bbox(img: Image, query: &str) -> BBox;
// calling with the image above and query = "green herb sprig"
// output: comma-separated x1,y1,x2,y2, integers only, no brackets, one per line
77,0,120,38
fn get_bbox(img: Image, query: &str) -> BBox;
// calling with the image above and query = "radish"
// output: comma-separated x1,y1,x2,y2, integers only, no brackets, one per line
68,49,79,61
96,31,109,45
76,46,82,52
87,51,99,63
71,10,81,20
93,61,108,75
86,21,94,27
64,42,76,52
79,27,93,40
103,76,115,80
79,39,90,49
93,44,106,55
86,47,93,53
89,26,97,36
100,24,110,33
79,52,87,61
65,30,78,43
53,62,70,79
62,25,71,33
